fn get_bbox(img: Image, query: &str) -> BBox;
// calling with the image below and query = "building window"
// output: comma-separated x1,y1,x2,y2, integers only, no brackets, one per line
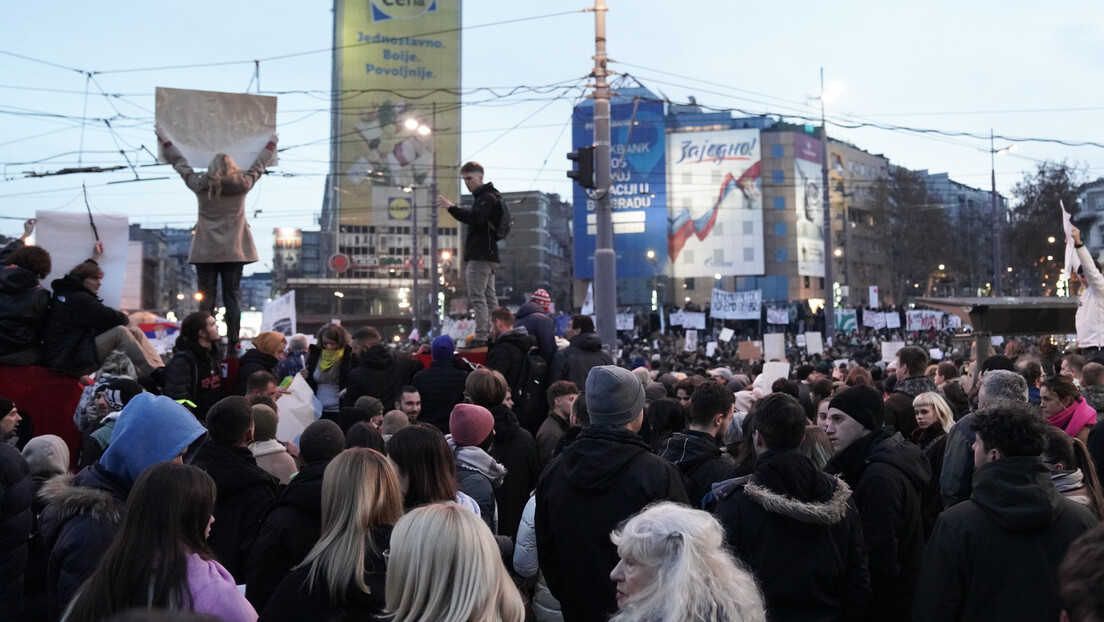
774,222,787,236
775,248,787,263
774,196,785,210
772,170,785,185
771,144,784,159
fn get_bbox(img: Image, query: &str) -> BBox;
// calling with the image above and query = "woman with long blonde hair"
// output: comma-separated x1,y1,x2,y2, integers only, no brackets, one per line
157,126,277,354
912,391,955,538
260,448,404,621
385,502,524,622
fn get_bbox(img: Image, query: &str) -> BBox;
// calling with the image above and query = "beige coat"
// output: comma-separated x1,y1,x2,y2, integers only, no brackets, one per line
165,141,275,264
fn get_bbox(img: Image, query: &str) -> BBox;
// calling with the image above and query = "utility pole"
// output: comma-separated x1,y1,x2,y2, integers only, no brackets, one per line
411,187,419,330
990,129,1003,297
591,0,616,349
820,68,835,337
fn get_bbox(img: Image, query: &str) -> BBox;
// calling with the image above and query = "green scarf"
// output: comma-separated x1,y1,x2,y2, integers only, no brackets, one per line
319,347,344,371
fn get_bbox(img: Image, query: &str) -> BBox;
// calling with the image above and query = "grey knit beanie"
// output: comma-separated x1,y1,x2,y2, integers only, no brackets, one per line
585,365,645,427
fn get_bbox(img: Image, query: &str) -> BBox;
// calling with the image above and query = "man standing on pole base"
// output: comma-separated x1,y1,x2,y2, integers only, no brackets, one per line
438,161,503,348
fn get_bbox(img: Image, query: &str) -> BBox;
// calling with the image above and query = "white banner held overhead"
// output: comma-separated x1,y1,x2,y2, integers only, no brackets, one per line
719,327,735,342
615,313,635,331
885,312,901,329
869,285,879,309
767,306,789,325
261,290,297,337
683,312,706,330
881,341,905,364
805,331,824,355
764,333,786,360
156,87,278,169
711,288,762,320
36,210,130,309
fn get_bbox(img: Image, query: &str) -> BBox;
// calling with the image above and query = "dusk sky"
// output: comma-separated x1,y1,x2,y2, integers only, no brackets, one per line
3,1,1102,274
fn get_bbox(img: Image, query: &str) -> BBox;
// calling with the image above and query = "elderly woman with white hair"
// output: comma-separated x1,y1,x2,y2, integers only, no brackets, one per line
609,502,766,622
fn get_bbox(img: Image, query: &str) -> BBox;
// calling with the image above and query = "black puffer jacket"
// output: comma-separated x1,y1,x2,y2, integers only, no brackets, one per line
235,349,279,395
914,457,1098,622
163,340,223,422
0,443,32,618
448,182,502,263
259,525,393,622
192,443,280,582
536,425,689,622
548,332,613,389
411,360,469,433
43,274,128,376
0,240,50,365
485,327,535,393
713,450,870,622
342,344,423,409
826,430,931,622
38,466,127,619
245,460,329,612
657,429,739,507
488,403,540,541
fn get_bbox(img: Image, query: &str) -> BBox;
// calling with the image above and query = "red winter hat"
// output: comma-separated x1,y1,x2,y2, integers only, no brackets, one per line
529,288,552,312
449,403,495,447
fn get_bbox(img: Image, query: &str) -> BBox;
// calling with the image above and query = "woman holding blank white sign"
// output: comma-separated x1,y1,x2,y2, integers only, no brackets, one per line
157,126,277,355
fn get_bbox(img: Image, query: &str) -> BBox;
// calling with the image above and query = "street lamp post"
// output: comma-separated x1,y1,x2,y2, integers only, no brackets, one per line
819,68,835,338
403,115,436,335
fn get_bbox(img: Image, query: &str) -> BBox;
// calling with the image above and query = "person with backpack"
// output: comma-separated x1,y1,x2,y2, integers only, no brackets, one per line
437,161,507,348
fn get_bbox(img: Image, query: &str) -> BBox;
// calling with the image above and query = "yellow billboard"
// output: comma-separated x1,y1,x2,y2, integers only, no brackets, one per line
335,0,460,227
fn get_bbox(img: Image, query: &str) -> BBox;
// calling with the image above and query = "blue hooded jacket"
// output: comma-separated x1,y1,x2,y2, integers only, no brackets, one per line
40,392,207,617
101,392,207,485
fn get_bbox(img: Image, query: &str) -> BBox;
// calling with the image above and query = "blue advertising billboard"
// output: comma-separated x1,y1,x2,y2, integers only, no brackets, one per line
572,88,667,279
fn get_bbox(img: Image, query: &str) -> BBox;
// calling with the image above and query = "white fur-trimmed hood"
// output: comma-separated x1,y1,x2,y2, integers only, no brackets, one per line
742,476,853,526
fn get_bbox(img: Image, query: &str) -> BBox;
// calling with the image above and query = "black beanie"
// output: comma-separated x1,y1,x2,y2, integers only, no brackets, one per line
828,385,884,431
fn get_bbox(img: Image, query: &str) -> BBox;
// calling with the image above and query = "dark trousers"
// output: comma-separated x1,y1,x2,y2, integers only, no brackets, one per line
195,262,244,346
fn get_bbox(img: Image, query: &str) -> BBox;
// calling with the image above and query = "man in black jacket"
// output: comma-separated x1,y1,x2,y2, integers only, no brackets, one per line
163,311,224,422
486,307,536,394
342,326,422,409
438,161,503,348
824,385,930,622
657,380,739,506
915,402,1098,621
245,419,345,611
713,393,870,622
411,335,469,433
536,365,689,622
192,396,280,582
549,314,612,390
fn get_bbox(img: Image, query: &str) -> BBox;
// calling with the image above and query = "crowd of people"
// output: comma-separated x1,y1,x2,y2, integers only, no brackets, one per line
5,160,1104,621
3,272,1104,621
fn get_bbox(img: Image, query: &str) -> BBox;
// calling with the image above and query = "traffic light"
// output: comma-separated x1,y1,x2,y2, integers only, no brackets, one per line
567,146,596,189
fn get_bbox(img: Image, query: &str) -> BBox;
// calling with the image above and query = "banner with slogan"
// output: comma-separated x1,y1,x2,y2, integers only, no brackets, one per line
906,310,946,331
335,0,460,231
711,289,762,320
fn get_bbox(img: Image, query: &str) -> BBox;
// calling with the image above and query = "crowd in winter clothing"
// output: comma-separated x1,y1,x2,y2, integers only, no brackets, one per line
8,247,1104,622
